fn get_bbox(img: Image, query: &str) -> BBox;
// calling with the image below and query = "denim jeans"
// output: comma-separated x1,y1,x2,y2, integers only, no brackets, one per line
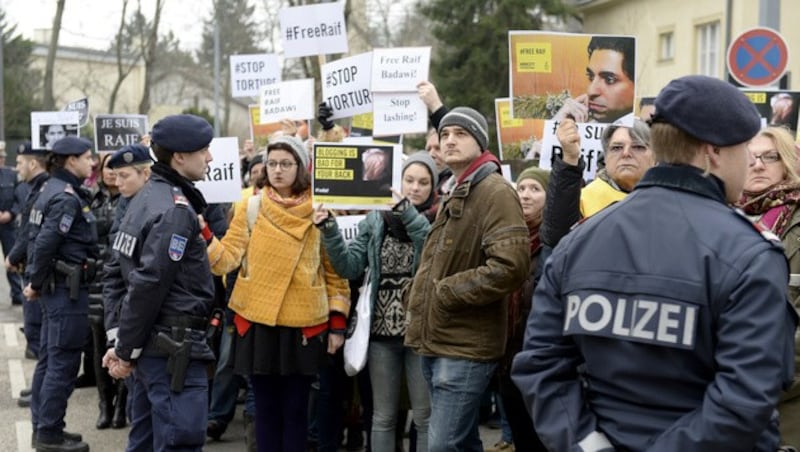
421,356,497,452
369,338,430,452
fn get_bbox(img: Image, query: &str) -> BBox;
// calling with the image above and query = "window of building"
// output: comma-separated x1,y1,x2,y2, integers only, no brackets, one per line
659,31,674,61
696,21,720,76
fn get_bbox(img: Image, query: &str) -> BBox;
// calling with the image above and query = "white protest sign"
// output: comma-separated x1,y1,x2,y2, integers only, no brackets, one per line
321,52,373,119
259,79,315,124
31,111,81,150
230,53,281,98
279,2,348,58
195,137,243,204
335,215,367,245
372,92,427,136
371,47,431,92
539,120,605,180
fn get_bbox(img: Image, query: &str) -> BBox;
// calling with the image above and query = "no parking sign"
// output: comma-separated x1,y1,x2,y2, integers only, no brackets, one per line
727,27,789,87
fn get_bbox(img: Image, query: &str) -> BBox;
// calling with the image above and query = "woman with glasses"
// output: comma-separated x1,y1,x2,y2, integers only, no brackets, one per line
738,126,800,449
202,135,350,452
541,118,655,248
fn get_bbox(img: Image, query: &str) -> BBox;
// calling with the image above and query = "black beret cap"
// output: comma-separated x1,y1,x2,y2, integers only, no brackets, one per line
51,137,93,156
108,144,153,169
653,75,761,147
151,114,214,153
18,141,48,156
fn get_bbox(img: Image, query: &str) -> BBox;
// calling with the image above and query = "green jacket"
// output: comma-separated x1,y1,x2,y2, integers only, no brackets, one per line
781,205,800,402
405,164,530,361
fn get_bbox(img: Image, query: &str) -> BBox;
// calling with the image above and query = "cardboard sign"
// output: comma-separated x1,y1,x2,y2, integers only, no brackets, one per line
63,98,89,127
372,92,427,137
94,114,148,152
31,111,80,150
195,137,243,204
259,79,315,124
539,120,605,181
230,53,281,98
279,2,348,58
371,47,431,92
321,52,373,119
312,142,402,210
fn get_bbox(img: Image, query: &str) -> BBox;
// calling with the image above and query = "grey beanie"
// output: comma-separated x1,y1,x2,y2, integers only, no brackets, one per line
653,75,761,147
403,151,439,188
438,107,489,150
268,135,308,168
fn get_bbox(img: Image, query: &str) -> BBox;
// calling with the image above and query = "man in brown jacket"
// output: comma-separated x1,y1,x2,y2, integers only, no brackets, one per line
405,107,530,452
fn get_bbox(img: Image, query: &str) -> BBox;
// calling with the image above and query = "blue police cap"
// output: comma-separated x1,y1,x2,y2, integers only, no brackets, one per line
653,75,761,147
51,136,93,156
151,114,214,153
108,144,153,169
17,141,48,156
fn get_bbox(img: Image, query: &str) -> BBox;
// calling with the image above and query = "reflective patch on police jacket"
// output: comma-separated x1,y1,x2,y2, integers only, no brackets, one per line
29,209,43,226
59,214,74,233
168,234,188,261
563,293,698,349
112,231,138,258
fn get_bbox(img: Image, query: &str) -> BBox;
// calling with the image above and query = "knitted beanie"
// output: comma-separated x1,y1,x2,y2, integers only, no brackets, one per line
516,166,550,193
438,107,489,150
403,151,439,188
268,135,308,168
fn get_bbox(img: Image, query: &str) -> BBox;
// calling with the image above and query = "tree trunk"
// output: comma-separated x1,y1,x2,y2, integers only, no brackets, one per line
138,0,163,115
108,0,132,113
43,0,66,110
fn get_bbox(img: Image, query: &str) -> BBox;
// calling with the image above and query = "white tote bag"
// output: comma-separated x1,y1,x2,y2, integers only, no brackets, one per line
344,270,371,376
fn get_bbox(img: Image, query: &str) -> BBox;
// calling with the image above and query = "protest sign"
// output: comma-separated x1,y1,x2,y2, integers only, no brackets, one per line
509,31,636,126
63,98,89,127
371,47,431,92
335,215,367,245
230,53,281,98
312,142,401,210
539,120,605,181
279,2,348,58
31,111,80,150
260,79,315,124
494,98,544,160
742,90,800,134
195,137,242,204
322,52,373,119
635,96,656,122
94,114,148,152
249,105,283,145
348,113,401,144
372,92,427,136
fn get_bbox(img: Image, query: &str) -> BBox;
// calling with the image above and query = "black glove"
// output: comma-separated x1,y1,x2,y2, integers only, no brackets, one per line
317,102,335,131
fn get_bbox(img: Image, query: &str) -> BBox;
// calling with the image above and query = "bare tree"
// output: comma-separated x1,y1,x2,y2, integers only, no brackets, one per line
137,0,164,115
43,0,65,110
108,0,143,113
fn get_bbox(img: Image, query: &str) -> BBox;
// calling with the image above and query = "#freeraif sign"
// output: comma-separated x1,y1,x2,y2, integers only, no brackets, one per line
279,2,348,58
195,137,242,204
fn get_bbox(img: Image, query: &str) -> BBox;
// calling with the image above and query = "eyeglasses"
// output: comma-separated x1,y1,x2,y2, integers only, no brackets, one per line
266,160,297,170
751,151,781,165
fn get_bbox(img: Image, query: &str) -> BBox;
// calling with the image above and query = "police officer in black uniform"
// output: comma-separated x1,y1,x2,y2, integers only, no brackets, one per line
512,76,798,451
102,114,216,452
24,136,98,452
0,141,24,306
6,142,49,406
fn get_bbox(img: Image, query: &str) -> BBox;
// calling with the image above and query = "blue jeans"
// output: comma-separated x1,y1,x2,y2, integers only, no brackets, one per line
369,338,430,452
422,356,497,452
208,312,255,431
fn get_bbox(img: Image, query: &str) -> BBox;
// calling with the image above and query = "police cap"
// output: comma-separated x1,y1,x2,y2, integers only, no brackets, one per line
51,137,93,156
17,141,48,156
151,114,214,153
653,75,761,147
108,144,153,169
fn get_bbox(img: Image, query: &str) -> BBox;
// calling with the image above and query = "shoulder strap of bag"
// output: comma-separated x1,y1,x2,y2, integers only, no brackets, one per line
247,192,261,233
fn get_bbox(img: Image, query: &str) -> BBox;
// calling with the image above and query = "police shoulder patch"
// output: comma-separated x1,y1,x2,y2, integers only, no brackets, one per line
168,233,188,261
173,194,189,207
59,214,74,233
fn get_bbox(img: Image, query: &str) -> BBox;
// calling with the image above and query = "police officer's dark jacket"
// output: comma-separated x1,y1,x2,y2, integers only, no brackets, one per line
7,172,48,268
0,166,19,223
27,169,98,292
104,162,214,363
512,164,797,451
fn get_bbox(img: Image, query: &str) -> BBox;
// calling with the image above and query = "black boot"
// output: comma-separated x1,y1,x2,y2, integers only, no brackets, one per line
111,381,128,429
90,313,113,429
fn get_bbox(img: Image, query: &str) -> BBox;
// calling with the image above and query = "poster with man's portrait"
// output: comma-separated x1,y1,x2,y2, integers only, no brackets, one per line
741,90,800,136
31,111,81,150
508,31,637,126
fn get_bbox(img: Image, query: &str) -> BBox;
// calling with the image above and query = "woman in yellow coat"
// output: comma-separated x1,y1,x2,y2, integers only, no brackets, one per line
199,135,350,452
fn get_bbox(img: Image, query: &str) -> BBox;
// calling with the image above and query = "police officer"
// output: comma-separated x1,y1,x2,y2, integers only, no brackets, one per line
512,75,798,451
24,136,97,452
6,143,49,406
0,141,24,306
102,114,216,452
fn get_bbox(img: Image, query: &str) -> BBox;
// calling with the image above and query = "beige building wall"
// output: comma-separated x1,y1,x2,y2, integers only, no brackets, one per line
577,0,799,97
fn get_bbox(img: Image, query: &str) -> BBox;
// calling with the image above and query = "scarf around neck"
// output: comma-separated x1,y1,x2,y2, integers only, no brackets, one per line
739,180,800,236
